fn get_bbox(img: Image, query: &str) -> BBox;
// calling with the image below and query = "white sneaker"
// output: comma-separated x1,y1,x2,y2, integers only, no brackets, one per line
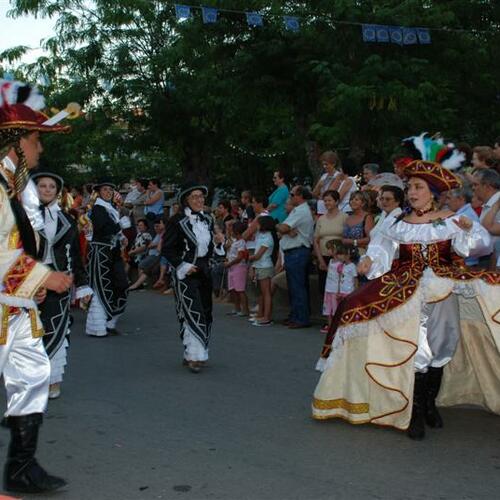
49,384,61,399
252,320,273,327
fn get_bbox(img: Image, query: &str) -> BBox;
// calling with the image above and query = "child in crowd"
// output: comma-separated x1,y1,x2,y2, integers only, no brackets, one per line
224,221,249,316
128,218,165,291
126,218,153,276
248,216,279,327
321,241,358,334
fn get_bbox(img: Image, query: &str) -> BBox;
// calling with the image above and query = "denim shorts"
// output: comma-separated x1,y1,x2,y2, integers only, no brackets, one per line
254,266,274,280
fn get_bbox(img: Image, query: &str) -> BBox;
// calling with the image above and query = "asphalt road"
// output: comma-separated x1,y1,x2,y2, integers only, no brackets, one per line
1,291,500,500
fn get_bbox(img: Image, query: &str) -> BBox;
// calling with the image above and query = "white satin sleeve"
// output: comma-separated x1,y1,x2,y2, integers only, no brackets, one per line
451,220,492,258
21,179,44,232
363,231,399,280
75,286,94,299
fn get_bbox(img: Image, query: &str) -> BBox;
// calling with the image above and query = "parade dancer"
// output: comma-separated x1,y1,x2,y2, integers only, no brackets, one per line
312,136,500,440
33,172,92,399
162,182,215,373
0,80,73,493
85,181,128,337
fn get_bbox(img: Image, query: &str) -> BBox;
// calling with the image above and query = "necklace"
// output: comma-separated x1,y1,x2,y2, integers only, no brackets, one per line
414,206,434,217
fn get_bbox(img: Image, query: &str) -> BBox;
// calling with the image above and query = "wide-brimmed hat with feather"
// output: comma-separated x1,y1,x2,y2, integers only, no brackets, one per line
401,132,464,193
0,80,72,155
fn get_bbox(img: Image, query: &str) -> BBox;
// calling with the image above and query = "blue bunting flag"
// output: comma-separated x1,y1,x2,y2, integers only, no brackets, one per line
389,26,403,45
362,24,376,42
403,28,418,45
246,12,263,27
174,4,191,21
416,28,432,44
283,16,300,32
202,7,218,24
375,25,390,43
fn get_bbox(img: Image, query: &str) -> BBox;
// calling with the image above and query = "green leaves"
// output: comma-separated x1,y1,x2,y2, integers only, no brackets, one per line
0,46,31,64
2,0,499,186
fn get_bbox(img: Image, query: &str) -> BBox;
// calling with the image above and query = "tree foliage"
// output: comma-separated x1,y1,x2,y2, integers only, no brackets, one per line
2,0,499,189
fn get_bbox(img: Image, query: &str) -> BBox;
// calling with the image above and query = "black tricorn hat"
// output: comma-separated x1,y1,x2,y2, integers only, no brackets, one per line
31,171,64,194
177,181,208,205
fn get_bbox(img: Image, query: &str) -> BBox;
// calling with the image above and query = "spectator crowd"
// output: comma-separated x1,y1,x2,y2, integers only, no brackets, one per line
64,137,500,332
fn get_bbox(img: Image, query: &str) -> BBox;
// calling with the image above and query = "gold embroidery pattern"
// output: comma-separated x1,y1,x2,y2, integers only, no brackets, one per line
338,242,500,329
4,254,36,295
340,268,420,326
0,165,14,184
312,413,372,424
0,306,9,345
29,310,44,338
8,227,20,250
404,161,462,192
379,271,412,297
312,397,369,414
427,243,500,285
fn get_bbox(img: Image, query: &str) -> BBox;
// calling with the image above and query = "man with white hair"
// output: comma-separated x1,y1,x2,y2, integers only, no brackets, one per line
472,169,500,268
362,163,380,184
446,186,480,266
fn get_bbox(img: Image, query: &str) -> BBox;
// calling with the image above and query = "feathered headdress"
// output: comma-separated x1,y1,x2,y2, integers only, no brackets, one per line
0,79,81,138
402,132,465,171
0,79,45,110
0,79,80,197
0,79,72,147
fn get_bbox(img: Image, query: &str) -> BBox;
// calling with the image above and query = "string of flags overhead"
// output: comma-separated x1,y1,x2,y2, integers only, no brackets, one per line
172,3,499,43
175,4,300,32
175,3,432,43
174,3,500,44
362,24,431,45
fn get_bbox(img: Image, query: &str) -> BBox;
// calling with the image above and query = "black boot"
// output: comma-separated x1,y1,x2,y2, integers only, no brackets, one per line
425,367,444,428
3,413,67,494
407,372,426,440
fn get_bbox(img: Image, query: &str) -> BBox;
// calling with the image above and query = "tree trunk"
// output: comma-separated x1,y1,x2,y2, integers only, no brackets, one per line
182,142,211,187
305,140,322,181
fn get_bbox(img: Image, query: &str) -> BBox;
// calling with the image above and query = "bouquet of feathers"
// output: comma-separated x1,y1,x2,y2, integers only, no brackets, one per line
0,79,45,110
402,132,465,170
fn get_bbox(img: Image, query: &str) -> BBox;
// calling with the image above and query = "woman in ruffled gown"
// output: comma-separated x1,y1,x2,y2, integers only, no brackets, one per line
312,159,500,439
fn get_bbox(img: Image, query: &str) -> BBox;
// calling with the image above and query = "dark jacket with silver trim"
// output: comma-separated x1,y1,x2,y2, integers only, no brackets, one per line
37,210,88,289
162,212,214,268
